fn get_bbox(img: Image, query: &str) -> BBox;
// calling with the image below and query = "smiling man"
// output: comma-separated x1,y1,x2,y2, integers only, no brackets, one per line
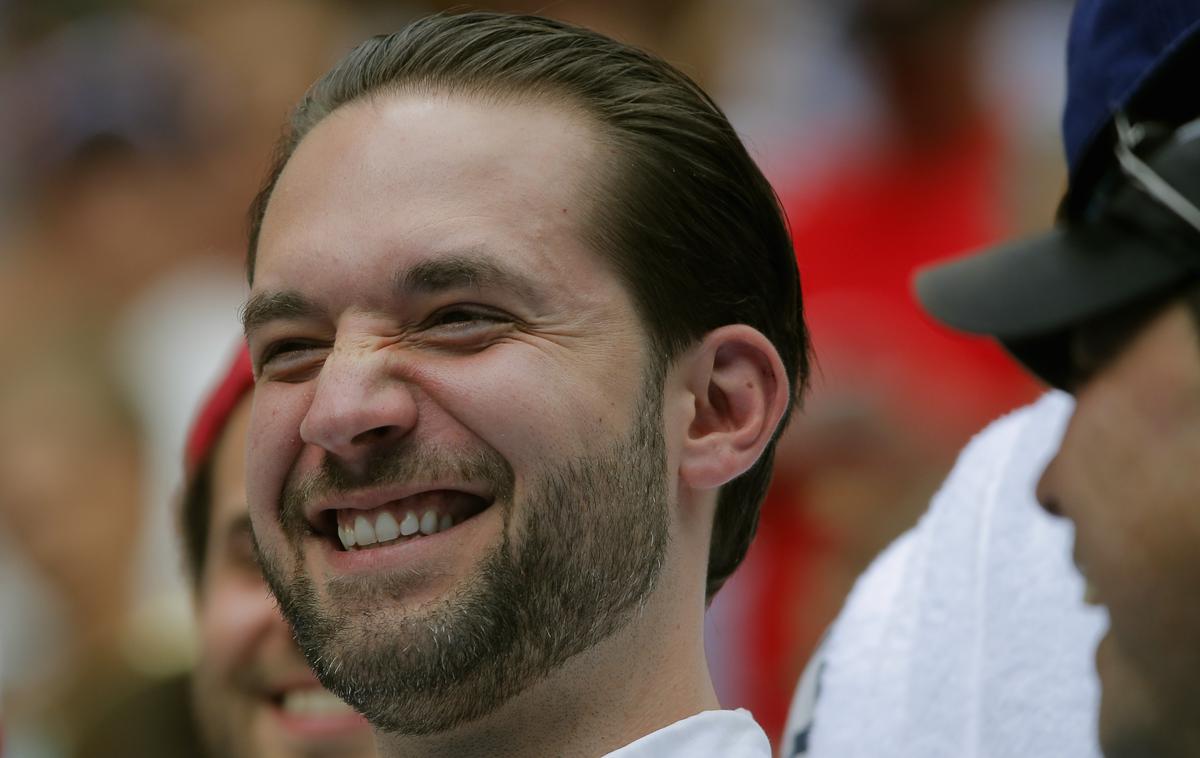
915,1,1200,756
239,12,807,758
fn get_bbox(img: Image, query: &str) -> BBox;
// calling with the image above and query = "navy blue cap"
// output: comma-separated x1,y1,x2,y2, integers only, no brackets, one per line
1063,0,1200,190
913,0,1200,388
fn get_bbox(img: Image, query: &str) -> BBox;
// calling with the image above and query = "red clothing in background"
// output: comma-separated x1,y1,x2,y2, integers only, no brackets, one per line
732,117,1039,749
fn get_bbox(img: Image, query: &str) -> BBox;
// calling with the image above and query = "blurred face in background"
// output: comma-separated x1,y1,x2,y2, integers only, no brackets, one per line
191,397,377,758
1038,299,1200,758
0,360,141,653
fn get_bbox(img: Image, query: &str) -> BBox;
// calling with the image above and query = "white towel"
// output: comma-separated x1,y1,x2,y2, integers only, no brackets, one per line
782,391,1106,758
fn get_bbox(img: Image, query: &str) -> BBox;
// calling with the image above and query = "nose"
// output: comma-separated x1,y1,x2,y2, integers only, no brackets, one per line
1035,455,1063,518
299,342,418,463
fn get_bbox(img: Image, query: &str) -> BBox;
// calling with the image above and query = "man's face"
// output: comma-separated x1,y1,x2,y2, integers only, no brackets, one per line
244,93,671,735
191,399,377,758
1038,300,1200,757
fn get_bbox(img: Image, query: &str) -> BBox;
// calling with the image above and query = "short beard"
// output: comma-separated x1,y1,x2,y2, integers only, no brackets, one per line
257,379,670,736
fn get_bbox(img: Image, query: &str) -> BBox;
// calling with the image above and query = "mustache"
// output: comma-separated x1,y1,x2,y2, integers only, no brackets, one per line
278,440,515,538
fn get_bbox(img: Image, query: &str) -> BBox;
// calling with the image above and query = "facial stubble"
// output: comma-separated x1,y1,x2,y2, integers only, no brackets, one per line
256,383,670,736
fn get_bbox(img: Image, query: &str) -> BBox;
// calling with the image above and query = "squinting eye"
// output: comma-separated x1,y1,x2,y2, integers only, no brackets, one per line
420,306,513,349
428,307,506,328
260,339,320,365
435,310,482,324
255,339,329,381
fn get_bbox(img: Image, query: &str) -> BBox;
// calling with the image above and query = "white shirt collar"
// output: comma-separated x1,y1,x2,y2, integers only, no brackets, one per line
603,709,771,757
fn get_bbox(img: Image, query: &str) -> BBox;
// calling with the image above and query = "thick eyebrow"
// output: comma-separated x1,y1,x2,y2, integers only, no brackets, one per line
242,253,544,337
240,290,323,336
396,253,544,306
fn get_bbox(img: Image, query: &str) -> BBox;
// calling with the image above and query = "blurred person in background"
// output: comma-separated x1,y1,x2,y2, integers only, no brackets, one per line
783,1,1200,756
779,393,1105,758
767,7,1101,750
915,0,1200,754
780,0,1042,466
0,14,243,756
0,352,147,757
0,11,217,327
180,346,377,758
730,0,1062,739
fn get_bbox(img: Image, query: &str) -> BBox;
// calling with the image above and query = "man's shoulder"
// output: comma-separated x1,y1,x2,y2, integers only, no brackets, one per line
781,392,1103,758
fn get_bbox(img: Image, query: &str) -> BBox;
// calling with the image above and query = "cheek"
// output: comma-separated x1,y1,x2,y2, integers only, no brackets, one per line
247,385,310,519
418,349,643,465
1069,385,1200,544
1062,395,1200,672
1058,396,1149,526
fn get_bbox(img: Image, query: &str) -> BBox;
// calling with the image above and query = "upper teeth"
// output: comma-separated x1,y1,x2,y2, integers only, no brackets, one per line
338,508,457,550
1074,557,1101,606
281,688,356,717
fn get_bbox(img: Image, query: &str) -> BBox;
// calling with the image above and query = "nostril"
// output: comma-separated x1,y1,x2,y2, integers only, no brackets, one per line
1035,459,1062,517
1038,495,1063,518
1035,474,1063,517
351,425,403,446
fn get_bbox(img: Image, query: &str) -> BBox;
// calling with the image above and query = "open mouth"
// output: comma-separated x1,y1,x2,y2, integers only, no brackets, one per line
270,687,359,718
264,685,371,738
314,490,492,551
1073,553,1103,607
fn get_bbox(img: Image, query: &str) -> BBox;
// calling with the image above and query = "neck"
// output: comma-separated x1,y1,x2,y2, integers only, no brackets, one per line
376,577,717,758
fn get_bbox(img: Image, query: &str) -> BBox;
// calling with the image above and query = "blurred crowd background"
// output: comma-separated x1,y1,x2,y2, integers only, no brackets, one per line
0,0,1071,755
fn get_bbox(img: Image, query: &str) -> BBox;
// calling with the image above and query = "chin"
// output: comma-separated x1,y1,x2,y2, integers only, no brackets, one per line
1097,640,1196,758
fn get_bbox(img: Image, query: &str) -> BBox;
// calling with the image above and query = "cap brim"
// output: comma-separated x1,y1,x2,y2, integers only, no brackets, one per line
914,221,1187,342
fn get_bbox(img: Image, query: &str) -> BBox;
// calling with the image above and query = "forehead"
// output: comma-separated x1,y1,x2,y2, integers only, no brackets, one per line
1071,300,1200,414
253,90,610,296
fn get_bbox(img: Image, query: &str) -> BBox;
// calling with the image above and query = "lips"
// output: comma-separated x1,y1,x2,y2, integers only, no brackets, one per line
266,684,371,739
1073,552,1103,607
276,687,359,717
259,671,369,723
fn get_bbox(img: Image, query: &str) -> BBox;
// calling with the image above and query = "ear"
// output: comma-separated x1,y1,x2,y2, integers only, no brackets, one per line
678,324,790,491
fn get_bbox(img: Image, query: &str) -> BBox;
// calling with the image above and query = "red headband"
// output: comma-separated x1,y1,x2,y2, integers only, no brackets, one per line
184,344,254,476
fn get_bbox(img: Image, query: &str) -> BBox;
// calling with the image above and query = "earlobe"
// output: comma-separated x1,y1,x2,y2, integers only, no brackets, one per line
679,325,790,491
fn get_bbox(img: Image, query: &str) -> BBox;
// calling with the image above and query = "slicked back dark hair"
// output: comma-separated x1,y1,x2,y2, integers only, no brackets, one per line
245,11,809,599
